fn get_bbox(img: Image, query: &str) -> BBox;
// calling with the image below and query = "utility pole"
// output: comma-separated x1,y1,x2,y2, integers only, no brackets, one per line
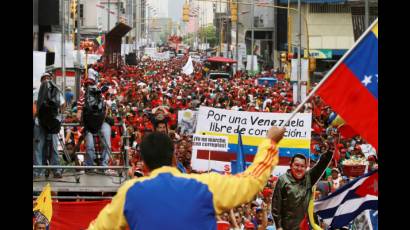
235,0,239,71
250,0,254,73
68,0,71,42
219,0,222,56
108,0,110,32
61,0,66,95
118,0,120,24
227,1,230,58
272,0,276,68
76,0,81,64
297,0,301,102
61,0,66,96
365,0,369,28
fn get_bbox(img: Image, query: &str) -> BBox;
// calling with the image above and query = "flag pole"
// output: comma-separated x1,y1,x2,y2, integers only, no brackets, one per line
281,18,378,127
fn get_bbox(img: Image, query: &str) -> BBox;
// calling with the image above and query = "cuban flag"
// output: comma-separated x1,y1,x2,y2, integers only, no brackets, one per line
316,19,378,150
314,170,378,228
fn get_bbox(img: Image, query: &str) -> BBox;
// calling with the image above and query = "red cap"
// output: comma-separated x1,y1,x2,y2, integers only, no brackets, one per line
244,221,255,229
262,188,273,197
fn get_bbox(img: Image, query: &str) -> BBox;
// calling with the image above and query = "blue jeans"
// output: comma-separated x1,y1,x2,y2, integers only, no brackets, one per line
85,122,111,166
33,120,62,177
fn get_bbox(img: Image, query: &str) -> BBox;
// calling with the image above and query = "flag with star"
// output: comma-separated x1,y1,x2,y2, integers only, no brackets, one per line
316,19,378,150
33,183,53,228
314,170,378,228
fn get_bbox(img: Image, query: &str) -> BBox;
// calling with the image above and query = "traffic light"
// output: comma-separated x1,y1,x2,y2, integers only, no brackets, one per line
230,3,237,23
309,57,316,72
183,4,190,22
280,52,287,63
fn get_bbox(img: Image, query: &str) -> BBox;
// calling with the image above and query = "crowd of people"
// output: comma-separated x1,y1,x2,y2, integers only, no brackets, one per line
34,52,378,229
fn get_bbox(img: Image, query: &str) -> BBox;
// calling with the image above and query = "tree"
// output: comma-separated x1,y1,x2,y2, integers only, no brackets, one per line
199,25,217,47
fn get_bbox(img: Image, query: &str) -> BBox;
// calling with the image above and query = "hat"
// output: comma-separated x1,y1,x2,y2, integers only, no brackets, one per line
41,72,52,81
177,96,182,100
244,220,255,229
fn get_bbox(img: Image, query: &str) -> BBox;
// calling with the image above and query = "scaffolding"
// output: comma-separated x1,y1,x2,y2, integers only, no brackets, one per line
33,122,131,198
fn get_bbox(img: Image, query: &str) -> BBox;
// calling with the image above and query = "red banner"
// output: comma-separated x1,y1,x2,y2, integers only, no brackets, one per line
50,200,110,230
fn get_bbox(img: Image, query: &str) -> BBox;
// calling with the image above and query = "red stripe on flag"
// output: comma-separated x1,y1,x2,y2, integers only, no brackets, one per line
197,150,255,162
316,63,378,150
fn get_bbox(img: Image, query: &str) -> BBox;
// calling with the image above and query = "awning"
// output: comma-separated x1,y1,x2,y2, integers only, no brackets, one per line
206,56,237,63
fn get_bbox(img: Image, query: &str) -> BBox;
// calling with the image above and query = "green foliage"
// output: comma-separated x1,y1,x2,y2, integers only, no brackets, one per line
199,25,217,47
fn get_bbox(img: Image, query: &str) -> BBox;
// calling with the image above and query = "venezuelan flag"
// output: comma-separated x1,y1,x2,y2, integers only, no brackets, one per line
316,19,378,150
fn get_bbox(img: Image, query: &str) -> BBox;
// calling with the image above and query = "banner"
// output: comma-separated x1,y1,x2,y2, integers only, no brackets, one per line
50,200,110,230
192,106,312,173
177,109,198,135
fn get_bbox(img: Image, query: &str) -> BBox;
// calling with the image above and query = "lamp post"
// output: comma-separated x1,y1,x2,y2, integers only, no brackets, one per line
250,0,254,74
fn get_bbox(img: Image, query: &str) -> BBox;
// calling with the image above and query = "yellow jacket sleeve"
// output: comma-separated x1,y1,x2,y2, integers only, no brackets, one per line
191,138,279,214
87,179,136,230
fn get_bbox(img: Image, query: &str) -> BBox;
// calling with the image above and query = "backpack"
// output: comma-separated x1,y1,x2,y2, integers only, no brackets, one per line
82,85,106,134
37,80,62,134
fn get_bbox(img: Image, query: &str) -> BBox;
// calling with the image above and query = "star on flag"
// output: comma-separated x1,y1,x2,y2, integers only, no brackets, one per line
362,75,373,86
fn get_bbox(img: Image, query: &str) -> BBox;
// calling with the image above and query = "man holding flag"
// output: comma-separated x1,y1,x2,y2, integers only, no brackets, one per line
276,18,378,229
271,143,334,230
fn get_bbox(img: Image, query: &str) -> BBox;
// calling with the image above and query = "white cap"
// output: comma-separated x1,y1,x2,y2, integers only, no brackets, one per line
177,96,182,100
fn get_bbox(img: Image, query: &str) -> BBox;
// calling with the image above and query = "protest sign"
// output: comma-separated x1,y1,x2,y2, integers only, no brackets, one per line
192,134,228,152
177,109,198,135
33,51,46,89
191,106,312,173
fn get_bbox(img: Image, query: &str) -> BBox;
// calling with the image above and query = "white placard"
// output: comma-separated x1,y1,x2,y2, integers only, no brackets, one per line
54,41,75,68
177,109,199,135
192,134,228,152
33,51,46,89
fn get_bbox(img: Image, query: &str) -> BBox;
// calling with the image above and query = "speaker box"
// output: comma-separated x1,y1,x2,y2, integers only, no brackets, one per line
46,52,55,66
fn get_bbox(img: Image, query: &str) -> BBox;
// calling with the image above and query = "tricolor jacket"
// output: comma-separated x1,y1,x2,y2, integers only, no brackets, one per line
88,138,279,230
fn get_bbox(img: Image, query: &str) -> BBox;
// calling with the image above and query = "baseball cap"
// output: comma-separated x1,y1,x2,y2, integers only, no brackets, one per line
244,220,255,229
